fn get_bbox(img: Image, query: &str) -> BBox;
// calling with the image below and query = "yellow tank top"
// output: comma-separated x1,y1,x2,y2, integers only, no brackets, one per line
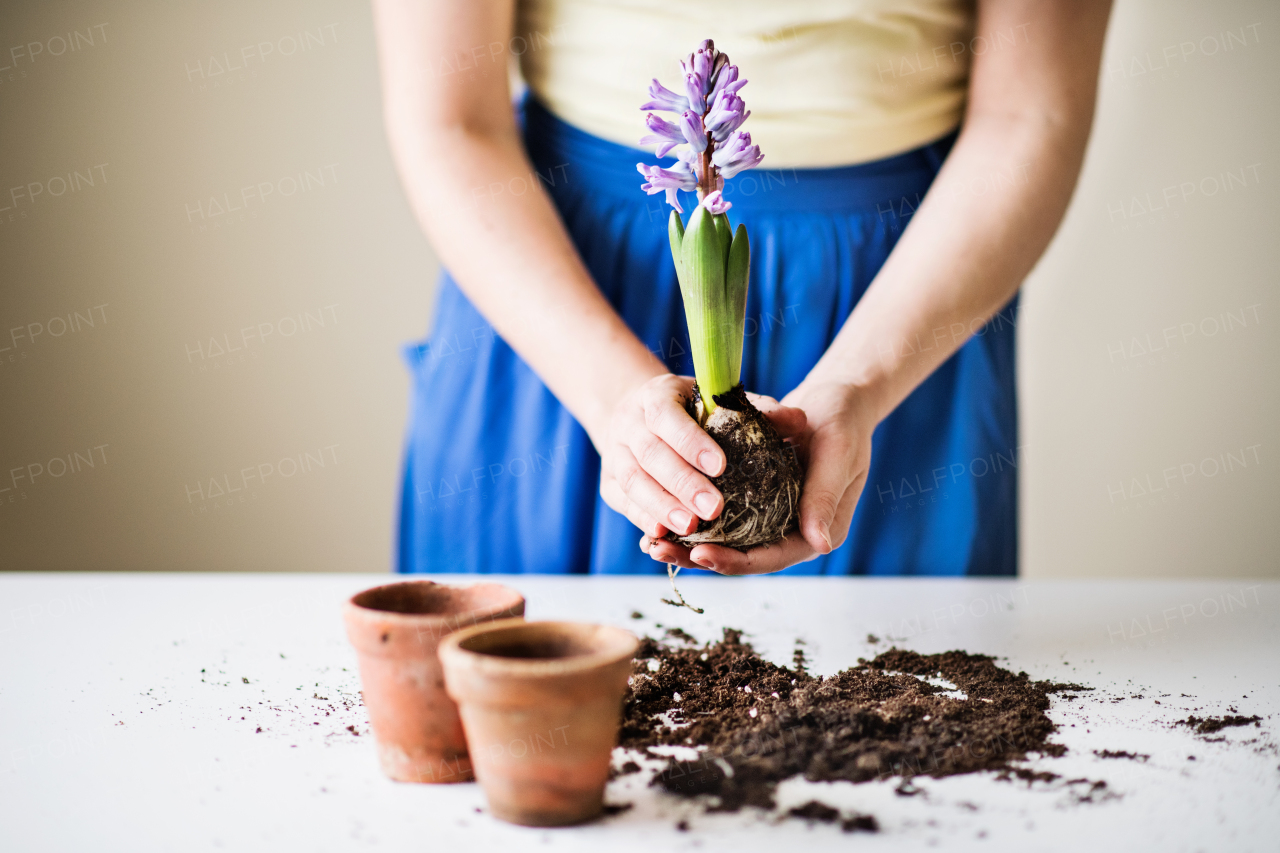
516,0,974,168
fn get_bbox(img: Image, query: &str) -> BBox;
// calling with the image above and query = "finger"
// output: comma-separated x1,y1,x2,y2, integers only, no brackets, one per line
825,477,863,550
629,429,723,522
645,386,726,477
747,394,807,440
643,537,701,570
688,531,817,575
611,447,701,537
798,427,855,555
602,475,668,540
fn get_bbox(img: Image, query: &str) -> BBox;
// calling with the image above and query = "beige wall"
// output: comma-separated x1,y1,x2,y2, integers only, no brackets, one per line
0,1,1275,577
1021,1,1278,578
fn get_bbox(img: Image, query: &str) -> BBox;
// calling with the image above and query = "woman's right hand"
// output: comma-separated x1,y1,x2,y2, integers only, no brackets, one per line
598,373,808,551
598,374,731,541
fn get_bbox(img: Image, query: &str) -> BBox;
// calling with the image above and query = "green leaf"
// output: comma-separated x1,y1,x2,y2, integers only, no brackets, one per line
724,223,750,388
668,211,685,283
679,206,733,410
713,212,732,258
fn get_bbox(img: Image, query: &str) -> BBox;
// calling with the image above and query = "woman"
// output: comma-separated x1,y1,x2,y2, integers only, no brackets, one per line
376,0,1111,576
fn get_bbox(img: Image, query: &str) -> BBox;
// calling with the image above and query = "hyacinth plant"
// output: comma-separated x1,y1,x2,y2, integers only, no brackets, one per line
637,40,801,561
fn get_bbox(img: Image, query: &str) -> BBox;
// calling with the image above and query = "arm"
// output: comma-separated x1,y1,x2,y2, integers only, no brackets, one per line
374,0,782,543
372,0,661,438
647,0,1113,573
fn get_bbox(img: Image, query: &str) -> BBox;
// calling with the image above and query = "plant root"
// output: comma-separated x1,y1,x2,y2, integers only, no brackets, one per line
660,564,704,614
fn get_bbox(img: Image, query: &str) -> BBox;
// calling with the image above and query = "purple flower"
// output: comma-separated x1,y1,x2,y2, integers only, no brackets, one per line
678,110,708,153
636,40,764,211
637,162,696,192
705,93,749,143
639,113,685,157
691,45,715,86
711,131,764,179
683,72,706,113
640,79,689,113
711,50,729,81
637,162,696,213
672,144,699,166
708,64,744,105
700,189,731,215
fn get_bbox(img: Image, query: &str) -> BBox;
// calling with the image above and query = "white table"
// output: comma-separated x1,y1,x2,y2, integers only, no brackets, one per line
1,574,1277,852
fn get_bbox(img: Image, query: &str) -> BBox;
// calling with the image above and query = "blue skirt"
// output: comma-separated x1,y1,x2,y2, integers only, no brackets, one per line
397,96,1018,576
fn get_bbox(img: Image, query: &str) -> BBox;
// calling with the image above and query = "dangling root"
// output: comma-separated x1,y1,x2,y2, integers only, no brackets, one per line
660,564,704,614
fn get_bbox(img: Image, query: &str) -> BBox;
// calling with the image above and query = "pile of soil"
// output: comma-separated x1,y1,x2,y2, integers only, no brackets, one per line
620,628,1087,813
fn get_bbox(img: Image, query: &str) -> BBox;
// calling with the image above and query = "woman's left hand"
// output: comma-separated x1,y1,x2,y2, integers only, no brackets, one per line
642,381,877,574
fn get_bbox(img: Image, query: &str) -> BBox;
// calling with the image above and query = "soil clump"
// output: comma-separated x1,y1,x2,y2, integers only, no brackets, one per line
666,385,802,550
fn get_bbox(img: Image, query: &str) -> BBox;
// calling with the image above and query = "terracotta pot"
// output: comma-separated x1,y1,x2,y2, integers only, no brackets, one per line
342,580,525,783
439,619,639,826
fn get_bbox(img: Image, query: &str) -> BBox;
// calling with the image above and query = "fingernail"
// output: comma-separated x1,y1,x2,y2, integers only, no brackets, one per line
669,509,693,533
693,491,718,518
694,556,715,570
819,523,833,553
698,451,722,476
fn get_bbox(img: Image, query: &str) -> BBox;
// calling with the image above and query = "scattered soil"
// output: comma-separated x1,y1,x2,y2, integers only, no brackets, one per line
665,627,698,645
620,628,1087,813
786,800,879,833
787,800,839,822
1094,749,1148,761
1176,715,1262,734
841,814,880,833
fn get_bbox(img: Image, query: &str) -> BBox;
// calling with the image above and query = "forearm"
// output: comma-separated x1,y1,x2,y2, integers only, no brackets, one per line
804,113,1089,423
386,119,664,444
802,0,1110,425
372,0,663,449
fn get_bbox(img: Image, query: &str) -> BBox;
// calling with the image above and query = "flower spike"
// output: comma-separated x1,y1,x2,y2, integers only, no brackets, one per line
635,39,764,212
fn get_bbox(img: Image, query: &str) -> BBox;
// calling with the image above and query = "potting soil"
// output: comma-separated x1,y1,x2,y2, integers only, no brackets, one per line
620,628,1089,814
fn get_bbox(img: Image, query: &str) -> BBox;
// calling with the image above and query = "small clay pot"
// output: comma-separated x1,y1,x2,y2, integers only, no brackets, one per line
343,580,524,783
439,619,639,827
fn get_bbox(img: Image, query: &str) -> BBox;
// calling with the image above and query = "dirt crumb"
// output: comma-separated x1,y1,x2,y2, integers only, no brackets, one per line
842,814,880,833
663,627,698,645
1095,749,1149,761
787,800,839,822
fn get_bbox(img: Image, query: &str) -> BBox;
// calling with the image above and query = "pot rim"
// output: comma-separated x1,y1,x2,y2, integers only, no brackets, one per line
344,579,525,629
438,618,639,678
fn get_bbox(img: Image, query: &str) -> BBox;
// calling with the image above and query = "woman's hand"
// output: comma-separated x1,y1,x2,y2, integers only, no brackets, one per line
599,374,807,543
643,380,875,574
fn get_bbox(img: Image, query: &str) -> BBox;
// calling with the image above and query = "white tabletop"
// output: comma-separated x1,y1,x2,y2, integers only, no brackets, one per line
1,573,1277,852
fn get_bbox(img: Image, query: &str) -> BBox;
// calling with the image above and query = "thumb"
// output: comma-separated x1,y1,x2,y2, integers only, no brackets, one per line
750,394,807,440
798,429,849,555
